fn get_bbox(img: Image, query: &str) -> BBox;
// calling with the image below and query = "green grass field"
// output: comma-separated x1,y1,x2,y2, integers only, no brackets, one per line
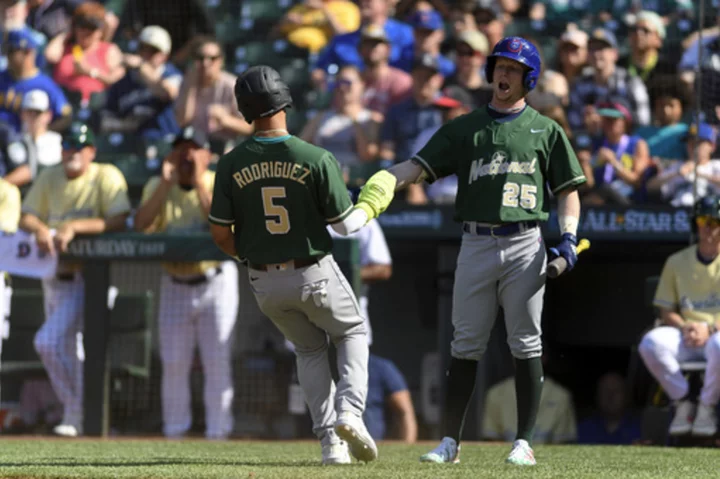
0,439,716,479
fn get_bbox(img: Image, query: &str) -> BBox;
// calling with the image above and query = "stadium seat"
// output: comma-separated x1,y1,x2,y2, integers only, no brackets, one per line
241,0,289,22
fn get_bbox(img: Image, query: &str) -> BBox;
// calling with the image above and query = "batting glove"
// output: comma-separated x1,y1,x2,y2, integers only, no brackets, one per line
549,233,578,271
355,170,397,220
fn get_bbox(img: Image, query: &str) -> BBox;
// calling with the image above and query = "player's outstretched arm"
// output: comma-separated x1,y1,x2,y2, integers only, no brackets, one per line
355,160,427,222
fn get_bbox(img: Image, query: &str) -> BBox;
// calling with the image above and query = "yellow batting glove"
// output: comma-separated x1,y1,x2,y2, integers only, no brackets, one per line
356,170,397,219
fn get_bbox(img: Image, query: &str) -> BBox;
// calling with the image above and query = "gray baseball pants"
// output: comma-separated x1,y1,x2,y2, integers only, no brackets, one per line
248,254,368,440
451,224,546,361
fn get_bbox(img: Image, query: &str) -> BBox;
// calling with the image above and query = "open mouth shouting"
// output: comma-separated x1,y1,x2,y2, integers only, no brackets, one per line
498,81,511,94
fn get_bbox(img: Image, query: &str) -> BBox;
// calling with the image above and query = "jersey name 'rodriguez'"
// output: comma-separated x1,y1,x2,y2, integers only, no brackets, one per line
413,106,586,224
210,137,353,265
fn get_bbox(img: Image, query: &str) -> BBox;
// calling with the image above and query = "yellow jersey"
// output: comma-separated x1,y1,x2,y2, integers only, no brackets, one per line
482,376,577,444
654,245,720,324
139,171,219,277
282,1,361,52
21,163,131,273
0,178,21,233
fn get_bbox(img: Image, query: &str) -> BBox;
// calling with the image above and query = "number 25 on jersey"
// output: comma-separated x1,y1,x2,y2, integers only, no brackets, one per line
262,186,291,234
502,182,537,210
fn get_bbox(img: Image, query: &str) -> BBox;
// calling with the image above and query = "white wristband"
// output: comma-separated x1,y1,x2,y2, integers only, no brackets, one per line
559,215,579,236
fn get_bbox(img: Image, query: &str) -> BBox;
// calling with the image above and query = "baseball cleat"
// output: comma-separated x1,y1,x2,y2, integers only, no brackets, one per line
419,436,460,463
505,439,536,466
669,400,695,436
334,412,378,463
691,403,717,437
322,441,352,465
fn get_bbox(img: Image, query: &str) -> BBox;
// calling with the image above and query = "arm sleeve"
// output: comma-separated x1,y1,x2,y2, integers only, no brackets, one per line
139,177,165,232
546,126,587,194
100,167,132,218
412,122,459,182
316,152,353,224
381,359,409,396
0,183,21,233
21,171,48,220
209,156,235,225
362,220,392,266
653,256,678,309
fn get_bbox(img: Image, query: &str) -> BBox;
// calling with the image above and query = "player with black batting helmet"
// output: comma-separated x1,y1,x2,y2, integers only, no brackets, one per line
209,65,378,465
353,37,587,466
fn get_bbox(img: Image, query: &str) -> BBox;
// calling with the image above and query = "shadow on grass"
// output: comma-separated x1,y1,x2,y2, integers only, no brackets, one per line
0,457,329,468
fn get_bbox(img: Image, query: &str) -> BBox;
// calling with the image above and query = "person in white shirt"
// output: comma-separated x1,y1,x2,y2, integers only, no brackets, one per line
20,89,62,180
647,122,720,207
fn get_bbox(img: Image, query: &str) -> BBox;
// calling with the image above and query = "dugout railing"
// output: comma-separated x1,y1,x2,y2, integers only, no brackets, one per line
3,234,360,437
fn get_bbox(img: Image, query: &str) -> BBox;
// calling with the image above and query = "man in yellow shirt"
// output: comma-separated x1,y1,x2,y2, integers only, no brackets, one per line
639,195,720,438
134,126,239,440
482,357,577,444
19,123,131,437
276,0,361,53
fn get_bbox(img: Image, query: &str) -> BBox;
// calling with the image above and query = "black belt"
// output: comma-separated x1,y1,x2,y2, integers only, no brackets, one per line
171,267,222,286
55,273,76,282
248,256,322,272
463,221,538,237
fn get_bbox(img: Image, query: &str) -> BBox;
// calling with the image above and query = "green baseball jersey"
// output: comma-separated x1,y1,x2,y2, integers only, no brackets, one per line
209,136,353,264
414,106,586,223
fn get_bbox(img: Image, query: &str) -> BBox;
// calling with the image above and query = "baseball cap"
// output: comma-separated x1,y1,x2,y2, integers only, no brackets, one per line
456,30,489,55
559,29,588,49
138,25,172,54
408,9,444,31
588,28,618,49
475,1,504,24
63,123,96,149
634,11,666,40
413,53,441,73
360,24,390,43
21,90,50,112
172,126,210,149
434,85,474,109
596,96,633,123
6,28,39,51
687,122,717,144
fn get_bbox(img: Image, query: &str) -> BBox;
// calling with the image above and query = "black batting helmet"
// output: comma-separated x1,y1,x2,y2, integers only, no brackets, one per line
692,194,720,236
234,65,293,123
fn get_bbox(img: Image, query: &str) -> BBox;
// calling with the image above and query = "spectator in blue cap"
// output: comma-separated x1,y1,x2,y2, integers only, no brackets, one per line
404,9,455,78
0,28,71,133
568,27,650,132
0,0,48,71
647,122,720,207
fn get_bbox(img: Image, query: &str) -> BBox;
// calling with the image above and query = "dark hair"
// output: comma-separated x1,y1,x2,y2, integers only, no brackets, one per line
193,36,223,61
646,74,691,110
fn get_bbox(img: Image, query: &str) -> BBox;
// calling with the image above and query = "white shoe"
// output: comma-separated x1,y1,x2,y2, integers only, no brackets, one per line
505,439,536,466
419,436,459,463
669,400,696,436
322,442,351,465
53,423,79,437
691,403,717,436
334,412,378,463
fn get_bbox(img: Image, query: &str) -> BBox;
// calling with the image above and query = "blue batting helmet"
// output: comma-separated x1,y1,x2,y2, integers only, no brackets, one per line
485,36,541,91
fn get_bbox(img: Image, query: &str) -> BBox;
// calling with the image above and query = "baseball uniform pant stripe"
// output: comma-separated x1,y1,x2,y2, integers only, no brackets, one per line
248,255,368,439
639,326,720,405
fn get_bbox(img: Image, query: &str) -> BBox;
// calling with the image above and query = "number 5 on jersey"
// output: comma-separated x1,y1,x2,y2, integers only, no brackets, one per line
502,182,537,210
262,186,291,234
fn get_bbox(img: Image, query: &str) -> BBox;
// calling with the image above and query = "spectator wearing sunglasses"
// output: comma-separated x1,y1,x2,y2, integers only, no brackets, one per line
619,11,676,85
100,25,182,140
647,123,720,207
443,30,492,109
359,25,412,115
45,1,125,103
174,37,252,146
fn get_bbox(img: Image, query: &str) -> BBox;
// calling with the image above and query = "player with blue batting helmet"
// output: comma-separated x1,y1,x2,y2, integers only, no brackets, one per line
485,36,541,92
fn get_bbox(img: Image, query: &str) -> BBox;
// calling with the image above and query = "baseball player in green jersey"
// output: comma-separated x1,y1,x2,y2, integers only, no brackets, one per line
355,37,586,466
208,65,377,465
